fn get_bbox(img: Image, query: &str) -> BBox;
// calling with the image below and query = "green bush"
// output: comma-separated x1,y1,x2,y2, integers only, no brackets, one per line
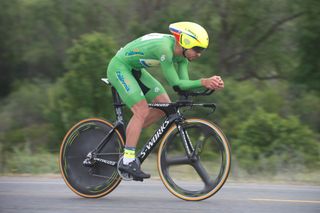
2,146,59,174
234,108,320,175
0,80,54,153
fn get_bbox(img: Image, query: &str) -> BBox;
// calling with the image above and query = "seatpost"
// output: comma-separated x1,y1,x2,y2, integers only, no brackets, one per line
111,87,126,139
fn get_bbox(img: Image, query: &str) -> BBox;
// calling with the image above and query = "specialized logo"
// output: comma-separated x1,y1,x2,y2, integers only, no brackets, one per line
154,87,160,93
116,70,130,92
93,157,117,166
141,120,170,158
160,55,166,62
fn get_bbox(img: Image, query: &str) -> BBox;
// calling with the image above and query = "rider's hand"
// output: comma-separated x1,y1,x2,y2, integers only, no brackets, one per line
201,76,224,90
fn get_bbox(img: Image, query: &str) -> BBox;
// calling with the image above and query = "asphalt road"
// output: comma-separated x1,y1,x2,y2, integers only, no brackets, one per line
0,176,319,213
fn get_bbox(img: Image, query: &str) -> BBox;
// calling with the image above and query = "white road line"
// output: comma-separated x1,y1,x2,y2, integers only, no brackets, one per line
250,198,320,204
0,181,64,185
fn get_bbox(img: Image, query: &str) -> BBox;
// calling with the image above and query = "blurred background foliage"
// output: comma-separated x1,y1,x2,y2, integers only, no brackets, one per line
0,0,319,182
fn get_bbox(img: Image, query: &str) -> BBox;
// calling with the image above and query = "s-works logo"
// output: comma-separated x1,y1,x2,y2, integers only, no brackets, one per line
140,120,170,158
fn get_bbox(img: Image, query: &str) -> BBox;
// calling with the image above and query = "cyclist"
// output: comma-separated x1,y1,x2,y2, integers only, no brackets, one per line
107,22,224,180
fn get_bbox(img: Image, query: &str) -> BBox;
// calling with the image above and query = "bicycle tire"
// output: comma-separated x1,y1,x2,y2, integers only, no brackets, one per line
157,118,231,201
59,118,124,198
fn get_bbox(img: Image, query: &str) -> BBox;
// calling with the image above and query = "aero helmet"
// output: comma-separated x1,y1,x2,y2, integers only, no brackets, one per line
169,22,209,49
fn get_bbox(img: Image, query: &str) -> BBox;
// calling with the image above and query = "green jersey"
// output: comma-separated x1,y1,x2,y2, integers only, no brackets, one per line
115,33,202,90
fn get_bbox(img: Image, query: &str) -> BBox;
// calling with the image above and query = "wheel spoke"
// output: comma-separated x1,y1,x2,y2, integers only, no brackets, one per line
192,160,215,187
166,156,190,166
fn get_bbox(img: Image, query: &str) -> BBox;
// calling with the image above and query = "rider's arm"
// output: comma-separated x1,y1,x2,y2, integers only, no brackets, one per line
177,59,190,80
160,52,202,90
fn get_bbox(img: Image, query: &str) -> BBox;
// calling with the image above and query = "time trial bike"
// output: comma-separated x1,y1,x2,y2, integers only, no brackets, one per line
59,78,231,201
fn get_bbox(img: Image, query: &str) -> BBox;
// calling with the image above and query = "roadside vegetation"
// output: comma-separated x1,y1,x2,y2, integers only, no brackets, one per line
0,0,319,183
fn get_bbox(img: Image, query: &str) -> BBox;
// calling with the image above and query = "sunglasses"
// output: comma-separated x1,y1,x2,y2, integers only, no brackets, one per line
192,46,206,53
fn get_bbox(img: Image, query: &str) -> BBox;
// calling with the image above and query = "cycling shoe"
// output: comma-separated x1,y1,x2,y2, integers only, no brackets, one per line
118,159,151,180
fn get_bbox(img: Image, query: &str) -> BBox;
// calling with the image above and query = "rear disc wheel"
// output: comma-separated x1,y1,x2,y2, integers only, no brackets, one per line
59,118,124,198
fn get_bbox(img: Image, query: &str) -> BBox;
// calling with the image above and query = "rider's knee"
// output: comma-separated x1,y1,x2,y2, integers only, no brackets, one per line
131,101,150,121
135,107,150,121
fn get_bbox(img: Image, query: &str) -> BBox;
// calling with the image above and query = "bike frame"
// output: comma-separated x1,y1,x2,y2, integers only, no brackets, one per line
86,84,209,166
137,106,188,163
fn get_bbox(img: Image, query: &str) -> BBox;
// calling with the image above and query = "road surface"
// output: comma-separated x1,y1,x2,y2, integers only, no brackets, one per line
0,176,319,213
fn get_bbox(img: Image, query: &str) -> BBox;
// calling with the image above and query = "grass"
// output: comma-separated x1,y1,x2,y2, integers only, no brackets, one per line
1,152,319,185
0,149,59,174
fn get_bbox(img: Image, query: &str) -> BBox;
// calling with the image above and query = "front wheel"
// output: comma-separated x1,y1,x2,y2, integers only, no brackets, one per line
157,118,231,201
59,118,124,198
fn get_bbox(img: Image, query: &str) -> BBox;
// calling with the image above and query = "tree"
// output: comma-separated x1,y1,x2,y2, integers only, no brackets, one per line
0,0,21,97
293,0,320,92
46,32,118,149
209,0,304,81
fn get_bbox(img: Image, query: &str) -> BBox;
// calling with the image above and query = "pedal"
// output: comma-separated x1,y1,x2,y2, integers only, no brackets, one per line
117,156,133,181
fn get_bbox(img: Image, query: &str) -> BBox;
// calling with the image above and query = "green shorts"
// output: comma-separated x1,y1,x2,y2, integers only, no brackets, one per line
107,57,167,108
